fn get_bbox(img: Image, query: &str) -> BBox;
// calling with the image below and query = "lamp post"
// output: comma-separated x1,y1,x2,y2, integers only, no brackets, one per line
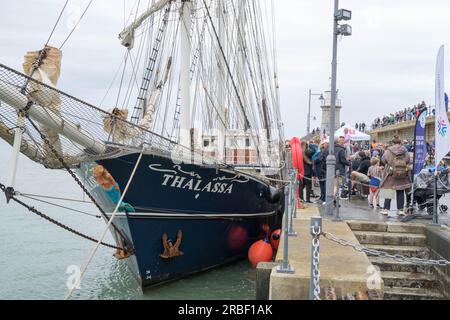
325,0,352,216
307,90,324,134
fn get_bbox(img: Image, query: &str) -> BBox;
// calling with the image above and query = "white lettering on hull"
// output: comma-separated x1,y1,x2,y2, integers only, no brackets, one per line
149,164,244,197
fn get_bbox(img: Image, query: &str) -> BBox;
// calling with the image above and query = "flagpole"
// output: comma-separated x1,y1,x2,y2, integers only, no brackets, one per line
433,168,439,225
432,44,449,225
410,109,427,212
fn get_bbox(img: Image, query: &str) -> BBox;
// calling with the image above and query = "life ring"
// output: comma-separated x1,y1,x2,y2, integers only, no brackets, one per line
290,137,304,180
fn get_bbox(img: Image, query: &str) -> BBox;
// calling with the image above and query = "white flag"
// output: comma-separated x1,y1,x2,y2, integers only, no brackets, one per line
435,45,450,166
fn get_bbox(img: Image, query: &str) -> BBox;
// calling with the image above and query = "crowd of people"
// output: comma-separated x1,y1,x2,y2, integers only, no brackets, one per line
370,96,450,130
371,101,431,129
295,134,448,217
354,123,367,132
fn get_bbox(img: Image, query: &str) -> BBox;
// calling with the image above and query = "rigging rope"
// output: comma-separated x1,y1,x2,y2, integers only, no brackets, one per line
0,182,123,250
25,116,133,252
15,192,93,204
59,0,95,49
18,194,100,218
45,0,70,46
202,0,251,130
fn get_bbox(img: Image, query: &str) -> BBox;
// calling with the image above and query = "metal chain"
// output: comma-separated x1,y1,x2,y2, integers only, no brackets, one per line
25,117,133,253
311,225,321,300
21,49,48,94
322,231,450,267
0,182,123,250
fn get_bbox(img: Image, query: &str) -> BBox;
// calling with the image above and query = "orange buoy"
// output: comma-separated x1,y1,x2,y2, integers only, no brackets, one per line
248,238,273,268
227,225,248,251
270,229,281,250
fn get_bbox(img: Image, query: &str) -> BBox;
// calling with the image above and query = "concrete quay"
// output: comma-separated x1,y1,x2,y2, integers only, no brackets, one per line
268,205,380,300
258,199,450,300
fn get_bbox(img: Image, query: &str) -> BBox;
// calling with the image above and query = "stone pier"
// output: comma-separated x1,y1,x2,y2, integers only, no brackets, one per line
268,206,379,300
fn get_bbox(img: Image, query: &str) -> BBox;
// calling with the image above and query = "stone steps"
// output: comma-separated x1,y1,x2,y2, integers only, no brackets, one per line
383,286,444,300
381,271,439,289
364,244,430,259
347,221,426,234
348,220,445,300
369,256,433,274
353,230,427,247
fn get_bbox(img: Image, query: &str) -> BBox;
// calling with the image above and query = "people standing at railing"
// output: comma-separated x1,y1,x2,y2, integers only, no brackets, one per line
379,135,411,216
343,128,352,155
334,136,352,199
310,138,321,195
370,101,434,130
313,140,329,204
299,141,314,203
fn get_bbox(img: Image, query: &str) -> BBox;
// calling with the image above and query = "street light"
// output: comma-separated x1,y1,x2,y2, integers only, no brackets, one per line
325,0,352,217
336,9,352,21
307,90,325,134
337,24,352,36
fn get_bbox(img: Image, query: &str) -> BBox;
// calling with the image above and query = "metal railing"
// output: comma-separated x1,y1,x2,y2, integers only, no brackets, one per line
276,167,297,274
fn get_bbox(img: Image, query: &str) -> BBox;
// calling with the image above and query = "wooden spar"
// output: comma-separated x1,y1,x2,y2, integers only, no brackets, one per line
6,113,24,189
119,0,171,48
179,0,192,149
0,81,106,154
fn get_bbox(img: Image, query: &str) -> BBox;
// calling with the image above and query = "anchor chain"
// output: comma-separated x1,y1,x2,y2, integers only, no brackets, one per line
20,116,133,254
0,182,123,250
311,225,321,300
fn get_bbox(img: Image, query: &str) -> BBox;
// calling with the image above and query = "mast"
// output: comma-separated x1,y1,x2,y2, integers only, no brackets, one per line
216,0,226,161
179,0,192,149
237,0,247,130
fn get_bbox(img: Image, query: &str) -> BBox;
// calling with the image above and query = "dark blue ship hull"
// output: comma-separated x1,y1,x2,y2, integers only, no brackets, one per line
82,152,282,288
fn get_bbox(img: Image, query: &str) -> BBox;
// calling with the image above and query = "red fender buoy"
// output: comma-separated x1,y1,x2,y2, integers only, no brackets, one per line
248,239,273,268
227,225,248,251
270,229,281,250
290,137,304,180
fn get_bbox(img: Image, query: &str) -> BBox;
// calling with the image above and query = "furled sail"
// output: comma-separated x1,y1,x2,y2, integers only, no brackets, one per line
119,0,171,49
22,45,63,161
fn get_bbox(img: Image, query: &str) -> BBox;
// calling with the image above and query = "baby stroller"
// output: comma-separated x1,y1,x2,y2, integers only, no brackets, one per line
410,168,450,215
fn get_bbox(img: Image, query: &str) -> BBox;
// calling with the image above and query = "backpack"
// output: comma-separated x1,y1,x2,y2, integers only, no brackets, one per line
389,150,408,179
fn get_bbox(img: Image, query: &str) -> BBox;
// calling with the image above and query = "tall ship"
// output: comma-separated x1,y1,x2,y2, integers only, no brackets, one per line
0,0,285,288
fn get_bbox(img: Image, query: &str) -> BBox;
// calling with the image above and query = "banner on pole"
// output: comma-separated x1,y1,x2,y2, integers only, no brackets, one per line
435,45,450,166
413,109,427,177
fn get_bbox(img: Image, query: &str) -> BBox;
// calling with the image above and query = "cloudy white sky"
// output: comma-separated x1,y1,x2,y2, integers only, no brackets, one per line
1,0,450,139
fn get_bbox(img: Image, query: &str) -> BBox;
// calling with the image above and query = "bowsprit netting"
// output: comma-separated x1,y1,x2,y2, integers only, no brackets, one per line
0,63,177,168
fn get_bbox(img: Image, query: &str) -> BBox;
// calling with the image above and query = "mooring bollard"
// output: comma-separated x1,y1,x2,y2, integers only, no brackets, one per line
288,171,297,236
309,216,322,300
276,185,295,274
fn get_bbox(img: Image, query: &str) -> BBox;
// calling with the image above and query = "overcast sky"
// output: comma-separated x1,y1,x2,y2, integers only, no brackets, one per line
1,0,450,139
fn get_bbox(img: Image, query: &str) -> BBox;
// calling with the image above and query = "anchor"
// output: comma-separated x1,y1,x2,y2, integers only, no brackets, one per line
160,230,183,259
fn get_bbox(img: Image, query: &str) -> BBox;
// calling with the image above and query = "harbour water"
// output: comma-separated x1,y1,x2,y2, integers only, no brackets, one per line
0,141,255,300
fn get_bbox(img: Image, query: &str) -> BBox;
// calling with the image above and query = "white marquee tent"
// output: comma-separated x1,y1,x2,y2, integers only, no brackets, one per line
334,126,370,141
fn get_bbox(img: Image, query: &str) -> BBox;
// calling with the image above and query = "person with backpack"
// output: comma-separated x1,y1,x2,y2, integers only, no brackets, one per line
379,136,411,216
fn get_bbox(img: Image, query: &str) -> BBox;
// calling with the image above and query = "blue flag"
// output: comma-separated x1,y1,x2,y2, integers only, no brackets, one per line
413,109,427,177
